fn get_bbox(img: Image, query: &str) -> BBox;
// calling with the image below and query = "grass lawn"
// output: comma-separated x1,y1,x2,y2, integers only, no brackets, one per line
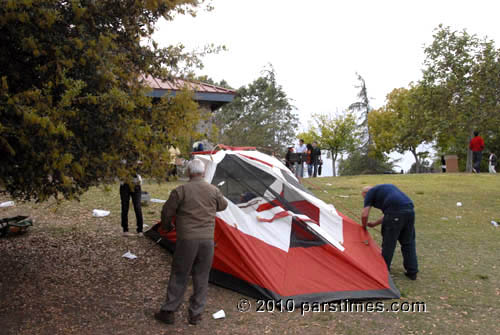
0,173,499,334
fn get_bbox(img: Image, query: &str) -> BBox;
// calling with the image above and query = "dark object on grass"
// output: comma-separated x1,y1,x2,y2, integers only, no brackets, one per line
0,216,33,237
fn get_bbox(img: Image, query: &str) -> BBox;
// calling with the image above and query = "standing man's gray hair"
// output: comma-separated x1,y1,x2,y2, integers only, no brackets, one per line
188,159,205,176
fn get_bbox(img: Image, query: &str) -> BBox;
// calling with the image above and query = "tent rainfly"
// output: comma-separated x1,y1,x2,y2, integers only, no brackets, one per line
146,147,400,303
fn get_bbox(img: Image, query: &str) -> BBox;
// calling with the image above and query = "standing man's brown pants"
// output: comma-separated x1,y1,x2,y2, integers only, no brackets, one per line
160,239,214,317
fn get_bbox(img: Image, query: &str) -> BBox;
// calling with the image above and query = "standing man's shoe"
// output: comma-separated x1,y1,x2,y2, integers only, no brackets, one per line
154,310,175,324
188,313,202,325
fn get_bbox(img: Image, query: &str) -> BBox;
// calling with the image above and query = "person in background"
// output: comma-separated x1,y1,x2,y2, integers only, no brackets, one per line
489,151,497,174
311,141,322,177
441,155,446,173
361,184,418,280
155,159,228,326
294,139,307,179
469,130,485,173
167,146,181,179
120,160,144,237
306,143,313,177
192,141,204,153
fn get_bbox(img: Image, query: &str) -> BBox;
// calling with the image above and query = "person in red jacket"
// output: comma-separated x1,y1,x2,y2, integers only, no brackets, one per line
469,130,485,173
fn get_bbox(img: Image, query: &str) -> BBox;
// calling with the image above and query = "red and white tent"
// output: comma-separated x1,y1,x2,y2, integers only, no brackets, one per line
146,147,400,303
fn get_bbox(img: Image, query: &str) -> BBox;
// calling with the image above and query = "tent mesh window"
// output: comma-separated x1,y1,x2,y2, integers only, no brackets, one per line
290,219,324,248
211,155,276,204
212,154,325,248
280,169,314,196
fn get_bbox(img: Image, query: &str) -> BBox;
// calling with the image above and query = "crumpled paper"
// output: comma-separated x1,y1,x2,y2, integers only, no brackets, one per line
122,251,137,259
92,209,110,217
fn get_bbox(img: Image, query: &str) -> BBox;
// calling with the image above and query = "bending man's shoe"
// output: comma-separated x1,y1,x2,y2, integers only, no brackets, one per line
405,272,417,280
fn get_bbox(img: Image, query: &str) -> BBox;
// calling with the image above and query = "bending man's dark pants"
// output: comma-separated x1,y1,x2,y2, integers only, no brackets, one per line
381,211,418,275
161,239,214,317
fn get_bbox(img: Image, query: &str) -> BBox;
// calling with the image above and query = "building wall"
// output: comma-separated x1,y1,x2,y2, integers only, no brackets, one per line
196,102,214,136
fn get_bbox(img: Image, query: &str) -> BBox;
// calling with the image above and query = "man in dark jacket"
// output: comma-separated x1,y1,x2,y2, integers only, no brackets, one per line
311,141,322,177
361,184,418,280
154,159,228,325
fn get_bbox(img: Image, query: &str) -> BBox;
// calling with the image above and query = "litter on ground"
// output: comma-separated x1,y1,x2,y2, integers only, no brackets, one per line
92,209,110,217
0,201,15,208
212,310,226,319
122,251,137,259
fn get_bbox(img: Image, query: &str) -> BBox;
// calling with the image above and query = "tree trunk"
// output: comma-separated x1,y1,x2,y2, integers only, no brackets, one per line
331,151,337,177
466,132,473,172
410,148,420,173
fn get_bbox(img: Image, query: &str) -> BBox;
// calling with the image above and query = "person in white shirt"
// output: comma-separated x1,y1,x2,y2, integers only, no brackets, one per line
294,139,307,179
489,152,497,173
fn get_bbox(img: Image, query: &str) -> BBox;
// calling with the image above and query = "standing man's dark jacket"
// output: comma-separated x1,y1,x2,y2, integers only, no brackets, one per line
161,176,228,240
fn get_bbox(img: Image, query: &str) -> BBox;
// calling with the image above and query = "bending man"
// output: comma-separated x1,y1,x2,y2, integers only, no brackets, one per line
361,184,418,280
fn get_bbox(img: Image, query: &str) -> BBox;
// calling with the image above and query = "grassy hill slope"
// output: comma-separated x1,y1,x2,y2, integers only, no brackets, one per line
0,173,498,334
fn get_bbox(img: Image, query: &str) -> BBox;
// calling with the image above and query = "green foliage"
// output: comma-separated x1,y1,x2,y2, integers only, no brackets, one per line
296,129,320,146
214,65,298,155
420,25,500,171
369,85,432,173
337,149,395,176
311,112,360,176
0,0,210,201
409,160,433,174
191,74,233,90
349,73,372,148
341,73,395,176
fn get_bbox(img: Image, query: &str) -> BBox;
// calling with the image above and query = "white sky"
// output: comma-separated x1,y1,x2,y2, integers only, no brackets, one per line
153,0,500,171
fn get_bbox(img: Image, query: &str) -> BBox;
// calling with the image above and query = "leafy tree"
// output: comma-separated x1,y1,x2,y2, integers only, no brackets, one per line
191,74,233,90
296,129,320,147
0,0,213,201
421,25,500,171
214,65,298,155
306,112,359,177
337,150,396,176
349,73,372,148
409,160,433,174
369,85,433,173
341,73,395,175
